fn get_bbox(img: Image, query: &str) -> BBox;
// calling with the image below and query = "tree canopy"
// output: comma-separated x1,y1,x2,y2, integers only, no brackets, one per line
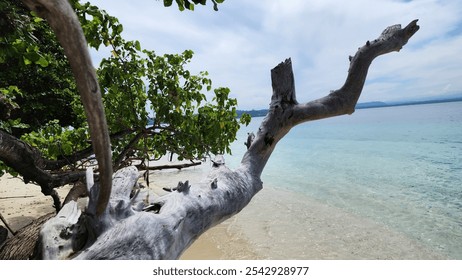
0,0,249,184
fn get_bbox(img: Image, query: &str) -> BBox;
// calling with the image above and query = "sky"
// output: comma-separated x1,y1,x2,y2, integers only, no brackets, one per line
90,0,462,110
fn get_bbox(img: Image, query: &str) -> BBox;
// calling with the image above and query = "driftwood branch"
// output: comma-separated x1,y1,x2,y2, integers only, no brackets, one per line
20,0,113,217
242,20,419,178
70,162,261,259
34,18,418,259
291,20,420,125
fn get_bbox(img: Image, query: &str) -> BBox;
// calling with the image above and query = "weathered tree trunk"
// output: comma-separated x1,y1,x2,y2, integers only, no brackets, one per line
0,213,54,260
13,0,419,261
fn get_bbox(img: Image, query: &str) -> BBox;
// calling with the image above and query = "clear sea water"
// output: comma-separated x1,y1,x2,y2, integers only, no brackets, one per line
225,101,462,259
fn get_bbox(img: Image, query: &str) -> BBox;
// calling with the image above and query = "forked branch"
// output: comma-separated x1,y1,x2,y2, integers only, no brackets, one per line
242,20,420,178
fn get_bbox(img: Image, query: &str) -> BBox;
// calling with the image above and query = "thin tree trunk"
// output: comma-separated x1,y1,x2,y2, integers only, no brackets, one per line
21,0,113,217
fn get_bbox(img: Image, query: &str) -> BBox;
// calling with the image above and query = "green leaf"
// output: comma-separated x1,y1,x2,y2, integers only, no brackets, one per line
134,40,141,51
33,16,43,23
23,57,32,65
36,56,49,67
115,24,123,34
164,0,174,7
175,0,185,11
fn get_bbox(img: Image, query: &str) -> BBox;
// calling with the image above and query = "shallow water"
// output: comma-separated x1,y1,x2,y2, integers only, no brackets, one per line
224,187,445,259
226,102,462,259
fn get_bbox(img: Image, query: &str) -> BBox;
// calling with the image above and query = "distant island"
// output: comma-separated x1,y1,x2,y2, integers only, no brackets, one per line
355,96,462,109
236,109,268,118
237,95,462,118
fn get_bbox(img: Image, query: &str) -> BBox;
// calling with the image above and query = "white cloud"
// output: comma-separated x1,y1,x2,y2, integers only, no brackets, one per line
90,0,462,109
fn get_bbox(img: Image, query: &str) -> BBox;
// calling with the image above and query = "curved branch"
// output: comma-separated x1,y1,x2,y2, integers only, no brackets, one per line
21,0,113,216
113,131,145,170
291,20,420,125
42,146,95,171
243,20,420,178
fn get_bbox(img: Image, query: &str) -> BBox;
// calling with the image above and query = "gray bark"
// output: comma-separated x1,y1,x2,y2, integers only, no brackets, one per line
20,0,419,260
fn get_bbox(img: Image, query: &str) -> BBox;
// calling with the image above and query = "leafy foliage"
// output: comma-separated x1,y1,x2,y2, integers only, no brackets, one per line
21,120,89,160
0,0,81,137
163,0,225,11
1,0,249,178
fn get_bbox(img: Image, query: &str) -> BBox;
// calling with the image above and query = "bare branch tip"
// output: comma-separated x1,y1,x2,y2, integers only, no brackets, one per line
405,19,420,36
273,58,292,71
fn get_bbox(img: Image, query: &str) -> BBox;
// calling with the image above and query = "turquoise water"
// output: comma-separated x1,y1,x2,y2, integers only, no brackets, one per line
227,101,462,259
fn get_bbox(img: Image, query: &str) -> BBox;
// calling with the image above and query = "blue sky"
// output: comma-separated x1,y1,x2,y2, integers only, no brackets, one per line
90,0,462,110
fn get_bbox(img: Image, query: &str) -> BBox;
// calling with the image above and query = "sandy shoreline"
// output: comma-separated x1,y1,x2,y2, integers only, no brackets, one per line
0,168,447,260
